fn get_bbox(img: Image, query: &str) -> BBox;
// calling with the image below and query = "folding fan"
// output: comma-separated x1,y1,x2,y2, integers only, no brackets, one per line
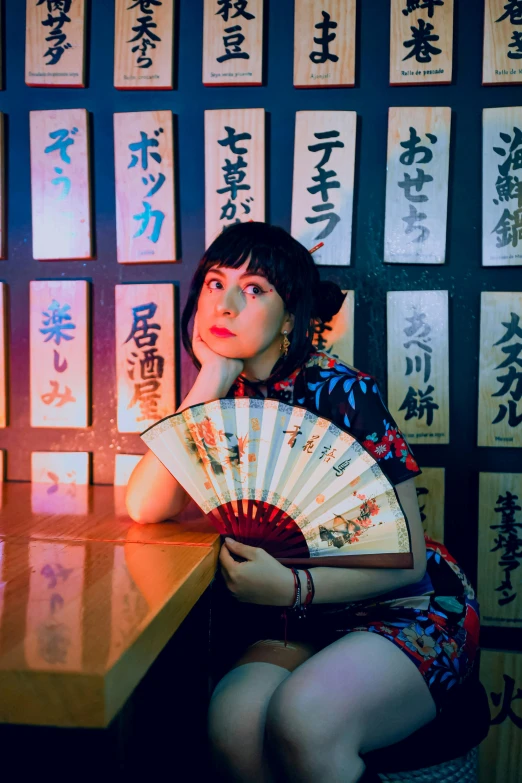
140,398,413,569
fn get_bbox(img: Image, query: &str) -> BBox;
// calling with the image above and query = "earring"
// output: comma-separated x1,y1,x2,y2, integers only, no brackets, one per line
280,330,290,357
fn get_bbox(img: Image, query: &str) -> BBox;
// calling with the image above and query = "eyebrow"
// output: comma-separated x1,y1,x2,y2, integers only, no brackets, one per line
206,268,268,281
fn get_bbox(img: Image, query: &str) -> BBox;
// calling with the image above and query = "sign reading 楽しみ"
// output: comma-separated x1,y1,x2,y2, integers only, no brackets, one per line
205,108,265,248
114,111,177,263
30,280,90,428
291,111,356,267
30,109,92,260
384,107,451,265
115,284,176,433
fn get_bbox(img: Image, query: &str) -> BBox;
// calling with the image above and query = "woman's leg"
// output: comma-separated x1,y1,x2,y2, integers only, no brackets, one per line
207,639,318,783
264,631,437,783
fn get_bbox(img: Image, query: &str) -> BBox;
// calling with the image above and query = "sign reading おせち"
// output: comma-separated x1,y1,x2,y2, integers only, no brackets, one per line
390,0,454,85
484,0,522,85
478,472,522,630
114,111,177,263
294,0,356,88
25,0,86,88
30,280,89,428
483,107,522,267
114,0,174,90
115,284,176,433
30,109,92,260
203,0,263,86
478,292,522,447
205,108,265,248
291,111,356,267
387,290,449,444
384,107,451,265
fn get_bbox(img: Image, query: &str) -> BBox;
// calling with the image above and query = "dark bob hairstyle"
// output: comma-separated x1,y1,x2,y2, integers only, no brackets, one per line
181,222,345,387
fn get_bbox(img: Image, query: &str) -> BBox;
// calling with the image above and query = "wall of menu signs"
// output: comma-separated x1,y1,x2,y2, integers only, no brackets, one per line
0,3,521,776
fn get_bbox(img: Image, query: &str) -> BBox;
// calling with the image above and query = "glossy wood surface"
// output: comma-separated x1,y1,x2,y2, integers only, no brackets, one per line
0,483,220,727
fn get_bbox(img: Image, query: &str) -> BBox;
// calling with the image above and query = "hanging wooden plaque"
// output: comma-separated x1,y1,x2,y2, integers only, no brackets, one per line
384,106,451,264
387,290,449,444
484,0,522,85
291,111,356,266
414,467,445,542
205,108,265,247
114,110,177,264
30,280,89,428
0,113,5,259
478,651,522,783
26,0,86,88
478,292,522,447
114,0,174,90
0,449,4,482
294,0,356,88
479,472,522,629
0,282,5,429
25,540,86,671
312,290,354,366
483,107,522,267
390,0,453,86
203,0,263,86
115,283,176,433
30,108,92,260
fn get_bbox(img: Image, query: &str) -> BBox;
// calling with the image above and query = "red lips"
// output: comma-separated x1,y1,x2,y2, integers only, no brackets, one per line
210,325,236,337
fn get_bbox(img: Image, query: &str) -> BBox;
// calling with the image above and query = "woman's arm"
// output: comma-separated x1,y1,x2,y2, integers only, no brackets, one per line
125,365,239,524
298,478,427,604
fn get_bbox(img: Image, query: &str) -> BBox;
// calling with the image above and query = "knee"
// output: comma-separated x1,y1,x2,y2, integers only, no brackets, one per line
265,676,328,754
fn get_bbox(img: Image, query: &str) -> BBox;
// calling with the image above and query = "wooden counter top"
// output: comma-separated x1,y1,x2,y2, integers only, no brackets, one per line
0,483,221,728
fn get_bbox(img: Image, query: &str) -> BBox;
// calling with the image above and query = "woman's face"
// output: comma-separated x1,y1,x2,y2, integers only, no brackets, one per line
196,259,293,360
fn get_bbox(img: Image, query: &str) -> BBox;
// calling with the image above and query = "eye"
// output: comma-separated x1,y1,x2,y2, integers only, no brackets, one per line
206,279,223,290
244,283,265,295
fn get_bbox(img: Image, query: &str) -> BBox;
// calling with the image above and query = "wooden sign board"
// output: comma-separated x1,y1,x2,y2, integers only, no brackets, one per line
478,651,522,783
205,108,265,247
203,0,263,86
312,290,354,366
0,282,5,429
115,284,176,433
294,0,356,88
114,454,143,486
478,293,522,447
25,541,85,671
114,110,177,264
414,467,445,542
484,0,522,85
0,449,4,482
30,109,92,260
0,114,5,259
30,280,89,428
384,106,451,264
478,473,522,629
483,107,522,266
387,290,449,444
114,0,174,90
26,0,86,88
390,0,453,85
291,111,356,266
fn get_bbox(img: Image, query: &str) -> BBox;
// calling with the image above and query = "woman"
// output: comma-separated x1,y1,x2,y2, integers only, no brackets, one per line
125,222,480,783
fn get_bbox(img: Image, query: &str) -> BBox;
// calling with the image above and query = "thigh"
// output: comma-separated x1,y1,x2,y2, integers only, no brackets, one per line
231,638,320,673
266,631,437,756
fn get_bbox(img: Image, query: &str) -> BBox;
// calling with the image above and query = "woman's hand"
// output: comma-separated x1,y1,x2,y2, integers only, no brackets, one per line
192,310,244,383
219,538,295,606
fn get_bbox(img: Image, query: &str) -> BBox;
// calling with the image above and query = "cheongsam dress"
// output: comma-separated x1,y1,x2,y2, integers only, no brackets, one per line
209,349,480,715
